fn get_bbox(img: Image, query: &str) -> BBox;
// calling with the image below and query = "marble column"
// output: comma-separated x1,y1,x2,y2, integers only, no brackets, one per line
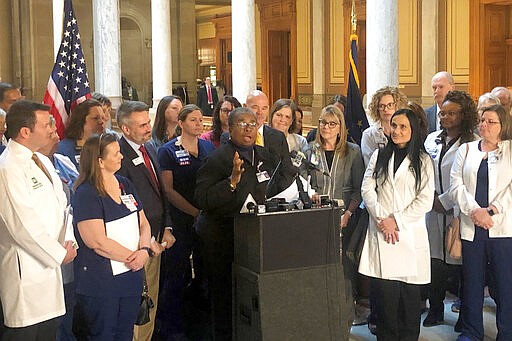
366,0,399,103
231,0,257,103
151,0,172,110
311,0,325,121
92,0,122,107
421,0,438,105
52,0,64,59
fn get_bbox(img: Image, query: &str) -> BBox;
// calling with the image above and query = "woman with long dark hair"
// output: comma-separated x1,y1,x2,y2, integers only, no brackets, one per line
58,98,106,168
200,95,241,147
151,95,183,148
359,109,434,340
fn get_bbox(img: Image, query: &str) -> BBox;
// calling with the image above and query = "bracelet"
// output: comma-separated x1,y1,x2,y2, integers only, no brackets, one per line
345,210,352,217
139,246,154,257
229,181,237,192
164,226,173,233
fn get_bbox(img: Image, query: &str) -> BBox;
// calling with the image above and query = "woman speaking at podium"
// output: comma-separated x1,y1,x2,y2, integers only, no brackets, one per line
359,109,434,340
194,107,292,340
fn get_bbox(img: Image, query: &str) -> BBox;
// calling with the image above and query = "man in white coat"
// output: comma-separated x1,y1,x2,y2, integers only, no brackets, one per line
0,100,76,340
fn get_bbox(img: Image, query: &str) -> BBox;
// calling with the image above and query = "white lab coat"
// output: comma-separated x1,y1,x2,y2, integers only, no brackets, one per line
0,140,67,327
450,140,512,241
424,131,477,264
359,149,434,284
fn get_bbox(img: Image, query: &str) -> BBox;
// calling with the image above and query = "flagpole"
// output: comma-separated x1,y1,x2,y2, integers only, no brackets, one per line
52,0,64,59
351,0,357,34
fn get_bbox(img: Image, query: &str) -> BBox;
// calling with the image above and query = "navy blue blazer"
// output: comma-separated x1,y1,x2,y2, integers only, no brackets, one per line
116,136,172,238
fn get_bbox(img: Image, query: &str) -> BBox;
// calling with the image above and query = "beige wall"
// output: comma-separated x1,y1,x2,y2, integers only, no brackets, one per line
0,0,14,83
0,0,472,109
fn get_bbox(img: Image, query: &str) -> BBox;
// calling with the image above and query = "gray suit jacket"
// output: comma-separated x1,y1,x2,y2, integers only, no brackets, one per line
425,104,438,134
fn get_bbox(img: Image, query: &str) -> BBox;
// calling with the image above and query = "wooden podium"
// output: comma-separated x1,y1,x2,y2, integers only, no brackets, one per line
233,207,347,341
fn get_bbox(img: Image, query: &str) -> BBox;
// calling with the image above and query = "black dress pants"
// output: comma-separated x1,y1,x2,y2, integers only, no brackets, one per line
2,317,60,341
428,258,461,314
374,278,421,341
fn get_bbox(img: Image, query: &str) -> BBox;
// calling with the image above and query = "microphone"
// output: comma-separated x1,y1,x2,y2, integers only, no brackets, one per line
265,158,282,199
290,150,330,177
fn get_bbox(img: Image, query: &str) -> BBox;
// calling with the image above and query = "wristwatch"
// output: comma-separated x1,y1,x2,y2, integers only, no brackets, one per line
139,246,154,257
487,208,495,217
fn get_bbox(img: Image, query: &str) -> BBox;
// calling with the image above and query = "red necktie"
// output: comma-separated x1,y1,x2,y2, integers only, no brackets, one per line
139,145,159,191
207,86,212,103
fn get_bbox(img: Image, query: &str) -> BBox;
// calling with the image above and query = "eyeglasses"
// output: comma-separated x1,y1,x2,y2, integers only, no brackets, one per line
220,108,232,114
438,110,461,117
235,122,258,130
319,120,339,129
479,119,500,125
378,102,396,111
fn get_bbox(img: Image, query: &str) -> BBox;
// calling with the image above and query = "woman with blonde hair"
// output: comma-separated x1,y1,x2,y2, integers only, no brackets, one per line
361,86,408,166
304,104,364,333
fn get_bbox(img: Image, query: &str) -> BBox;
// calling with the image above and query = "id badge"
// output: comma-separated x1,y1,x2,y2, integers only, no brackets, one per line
256,170,270,183
121,194,138,212
175,150,189,158
132,156,144,166
488,154,498,164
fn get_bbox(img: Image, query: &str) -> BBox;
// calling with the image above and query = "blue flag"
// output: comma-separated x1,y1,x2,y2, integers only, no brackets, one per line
345,34,369,146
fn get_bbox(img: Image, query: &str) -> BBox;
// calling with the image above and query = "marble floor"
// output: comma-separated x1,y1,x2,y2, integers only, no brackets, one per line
349,295,498,341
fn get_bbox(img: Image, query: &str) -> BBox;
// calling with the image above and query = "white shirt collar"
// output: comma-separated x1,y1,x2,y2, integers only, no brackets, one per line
124,135,143,157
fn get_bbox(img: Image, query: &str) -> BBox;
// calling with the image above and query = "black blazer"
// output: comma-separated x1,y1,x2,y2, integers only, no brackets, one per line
197,85,218,116
195,141,292,218
220,125,297,179
116,136,171,238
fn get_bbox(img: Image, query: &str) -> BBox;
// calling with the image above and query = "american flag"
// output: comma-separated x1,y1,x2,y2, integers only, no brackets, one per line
43,0,90,138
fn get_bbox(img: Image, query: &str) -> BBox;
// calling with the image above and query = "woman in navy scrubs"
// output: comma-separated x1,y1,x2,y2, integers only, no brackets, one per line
155,104,215,338
72,133,152,340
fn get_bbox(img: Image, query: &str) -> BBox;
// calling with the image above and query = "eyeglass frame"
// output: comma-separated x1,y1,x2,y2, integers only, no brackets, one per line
378,102,396,111
318,119,340,129
235,122,258,130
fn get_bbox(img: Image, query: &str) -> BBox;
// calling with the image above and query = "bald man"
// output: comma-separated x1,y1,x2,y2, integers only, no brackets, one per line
425,71,455,133
491,86,512,114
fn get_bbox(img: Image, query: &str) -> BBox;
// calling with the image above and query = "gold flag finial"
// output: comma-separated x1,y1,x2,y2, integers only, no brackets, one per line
351,0,357,34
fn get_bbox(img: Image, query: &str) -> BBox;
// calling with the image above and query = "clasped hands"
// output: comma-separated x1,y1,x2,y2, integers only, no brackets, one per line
377,216,399,244
126,230,176,271
470,207,494,229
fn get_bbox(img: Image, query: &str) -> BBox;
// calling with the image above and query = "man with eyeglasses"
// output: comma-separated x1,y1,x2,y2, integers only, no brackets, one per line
425,71,455,133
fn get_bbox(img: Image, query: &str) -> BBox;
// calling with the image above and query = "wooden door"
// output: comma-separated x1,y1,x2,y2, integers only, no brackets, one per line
219,38,233,96
483,5,509,89
268,30,290,104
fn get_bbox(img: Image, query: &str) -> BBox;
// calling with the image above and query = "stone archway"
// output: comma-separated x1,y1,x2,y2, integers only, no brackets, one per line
120,16,151,104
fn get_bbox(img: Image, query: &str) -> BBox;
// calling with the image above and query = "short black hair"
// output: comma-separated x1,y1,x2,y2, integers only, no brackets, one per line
0,82,16,102
6,100,50,138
